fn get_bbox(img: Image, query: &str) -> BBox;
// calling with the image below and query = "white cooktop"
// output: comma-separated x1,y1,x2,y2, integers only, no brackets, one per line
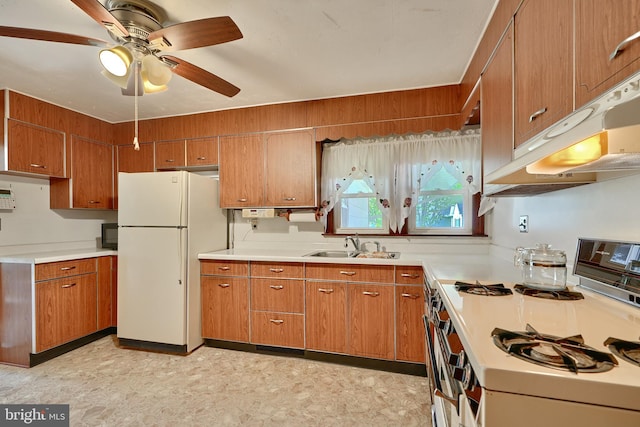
436,279,640,412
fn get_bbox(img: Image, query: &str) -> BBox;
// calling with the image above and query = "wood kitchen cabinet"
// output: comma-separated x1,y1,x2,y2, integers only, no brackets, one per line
200,260,249,342
219,129,317,208
349,283,394,360
481,22,514,176
97,256,114,330
395,285,425,362
249,262,305,349
514,0,573,147
575,0,640,108
187,137,218,167
219,134,265,207
305,281,348,354
35,258,98,353
115,142,154,209
264,129,317,207
155,140,186,169
5,119,65,177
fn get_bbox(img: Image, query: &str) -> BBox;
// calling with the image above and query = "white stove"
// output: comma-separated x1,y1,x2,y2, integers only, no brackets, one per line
425,238,640,427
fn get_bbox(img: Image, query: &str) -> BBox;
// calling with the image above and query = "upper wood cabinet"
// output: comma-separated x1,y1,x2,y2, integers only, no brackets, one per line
513,0,573,147
264,129,317,207
575,0,640,108
481,22,514,177
155,140,186,169
187,137,218,167
219,133,265,207
115,142,154,210
5,119,65,177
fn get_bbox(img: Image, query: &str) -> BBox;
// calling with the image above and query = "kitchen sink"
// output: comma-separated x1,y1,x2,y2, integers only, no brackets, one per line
304,250,400,259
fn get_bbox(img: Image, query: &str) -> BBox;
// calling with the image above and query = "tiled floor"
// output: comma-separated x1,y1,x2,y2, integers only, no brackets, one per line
0,336,431,426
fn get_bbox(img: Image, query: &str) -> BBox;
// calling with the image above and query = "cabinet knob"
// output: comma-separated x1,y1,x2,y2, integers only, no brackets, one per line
196,156,206,160
88,200,101,204
165,159,175,163
318,288,334,294
218,266,231,271
401,293,420,299
339,271,356,276
283,197,296,201
362,291,380,297
610,30,640,60
269,319,284,325
269,268,284,273
29,163,47,169
61,282,77,289
218,283,230,288
60,266,76,271
528,107,548,123
269,285,284,290
400,273,420,278
237,198,247,202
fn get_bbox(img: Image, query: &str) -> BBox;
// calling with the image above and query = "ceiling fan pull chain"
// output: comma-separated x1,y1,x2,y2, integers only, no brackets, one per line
133,61,140,151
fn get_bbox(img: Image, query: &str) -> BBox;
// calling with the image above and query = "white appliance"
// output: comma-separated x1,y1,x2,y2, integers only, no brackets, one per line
117,171,227,353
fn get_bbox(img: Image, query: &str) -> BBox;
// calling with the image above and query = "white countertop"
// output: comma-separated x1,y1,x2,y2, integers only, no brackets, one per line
0,248,117,264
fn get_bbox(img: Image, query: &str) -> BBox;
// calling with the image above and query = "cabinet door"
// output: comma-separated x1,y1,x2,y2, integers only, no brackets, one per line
219,134,264,207
201,276,249,342
305,281,347,354
482,23,514,176
348,283,394,360
395,285,425,362
187,137,218,167
576,0,640,107
7,119,65,177
72,136,114,209
265,129,317,207
36,273,97,352
155,140,186,169
97,256,112,331
115,142,155,209
250,311,304,348
514,0,573,146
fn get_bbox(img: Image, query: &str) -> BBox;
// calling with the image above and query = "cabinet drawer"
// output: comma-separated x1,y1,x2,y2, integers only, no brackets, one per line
200,260,249,277
250,261,304,279
251,278,304,313
305,263,394,283
35,258,97,281
250,311,304,349
395,266,423,284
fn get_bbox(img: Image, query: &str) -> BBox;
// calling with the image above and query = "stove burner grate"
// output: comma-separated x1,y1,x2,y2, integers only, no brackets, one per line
491,324,618,373
455,281,513,296
514,284,584,300
605,337,640,367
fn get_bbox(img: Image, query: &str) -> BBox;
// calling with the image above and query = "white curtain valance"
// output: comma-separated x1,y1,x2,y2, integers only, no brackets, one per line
320,129,481,232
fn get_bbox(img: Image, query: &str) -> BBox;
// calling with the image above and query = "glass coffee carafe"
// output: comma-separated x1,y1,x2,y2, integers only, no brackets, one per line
514,244,567,290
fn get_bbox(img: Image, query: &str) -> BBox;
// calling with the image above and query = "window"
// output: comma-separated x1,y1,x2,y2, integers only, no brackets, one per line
319,130,481,236
335,179,386,234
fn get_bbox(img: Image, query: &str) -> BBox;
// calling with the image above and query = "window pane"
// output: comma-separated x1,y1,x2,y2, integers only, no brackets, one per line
343,178,375,194
422,167,462,191
340,197,383,229
415,195,464,228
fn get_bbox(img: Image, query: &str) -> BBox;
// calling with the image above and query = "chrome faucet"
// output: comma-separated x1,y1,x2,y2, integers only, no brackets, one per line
344,234,361,252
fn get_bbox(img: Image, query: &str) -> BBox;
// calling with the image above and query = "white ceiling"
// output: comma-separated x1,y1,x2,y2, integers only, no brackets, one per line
0,0,498,123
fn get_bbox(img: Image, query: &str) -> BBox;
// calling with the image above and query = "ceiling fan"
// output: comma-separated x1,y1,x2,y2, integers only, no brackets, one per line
0,0,243,97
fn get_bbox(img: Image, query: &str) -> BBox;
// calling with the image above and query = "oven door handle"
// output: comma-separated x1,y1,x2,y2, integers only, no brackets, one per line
424,315,460,413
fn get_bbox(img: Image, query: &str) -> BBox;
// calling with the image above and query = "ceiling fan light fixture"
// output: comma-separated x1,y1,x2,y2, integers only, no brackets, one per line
142,77,168,93
142,54,172,86
100,69,129,89
99,46,132,77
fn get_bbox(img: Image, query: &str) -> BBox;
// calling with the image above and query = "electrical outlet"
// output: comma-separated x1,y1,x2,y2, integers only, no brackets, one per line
250,218,258,230
519,215,529,233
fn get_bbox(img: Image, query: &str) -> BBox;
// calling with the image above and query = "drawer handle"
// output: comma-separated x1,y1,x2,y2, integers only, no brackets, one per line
60,266,76,271
237,198,247,202
318,288,334,294
218,266,231,271
30,163,47,169
401,293,420,299
88,200,101,204
362,291,380,297
400,273,420,278
610,30,640,60
528,107,547,123
269,268,284,273
218,283,230,288
283,197,296,201
61,283,77,289
196,156,206,160
339,270,356,276
269,285,284,290
165,159,175,163
269,319,284,325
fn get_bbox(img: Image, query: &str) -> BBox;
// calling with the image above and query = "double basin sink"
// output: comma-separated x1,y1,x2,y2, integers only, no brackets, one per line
304,250,400,259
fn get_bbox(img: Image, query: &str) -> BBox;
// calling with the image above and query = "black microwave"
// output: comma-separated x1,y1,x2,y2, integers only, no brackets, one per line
101,223,118,250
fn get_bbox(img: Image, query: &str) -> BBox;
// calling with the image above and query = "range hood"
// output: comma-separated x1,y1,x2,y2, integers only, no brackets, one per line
485,71,640,196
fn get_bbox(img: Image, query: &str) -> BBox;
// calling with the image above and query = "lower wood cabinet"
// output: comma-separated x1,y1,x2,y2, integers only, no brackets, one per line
395,285,425,362
250,311,304,348
348,283,395,360
305,281,348,354
201,276,249,342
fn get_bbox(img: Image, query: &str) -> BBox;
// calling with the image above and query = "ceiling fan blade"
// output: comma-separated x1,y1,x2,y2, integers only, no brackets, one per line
70,0,129,38
148,17,242,52
0,26,109,47
162,55,240,97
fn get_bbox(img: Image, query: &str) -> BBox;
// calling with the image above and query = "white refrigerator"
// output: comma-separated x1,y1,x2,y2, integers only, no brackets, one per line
117,171,227,353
